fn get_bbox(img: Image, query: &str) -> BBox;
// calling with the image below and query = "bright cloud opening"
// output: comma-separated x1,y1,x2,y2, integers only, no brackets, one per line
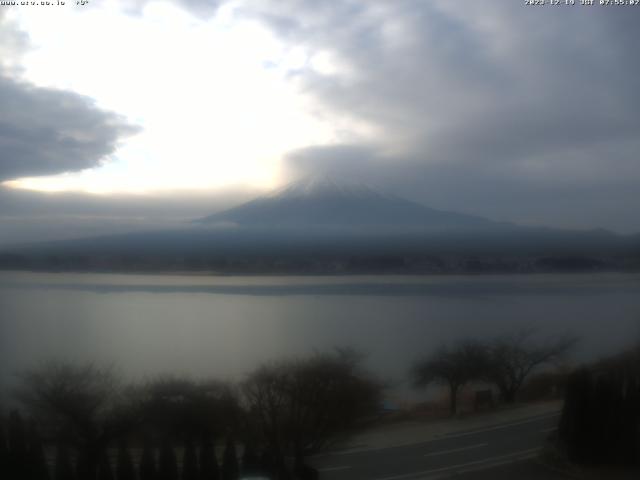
4,0,342,194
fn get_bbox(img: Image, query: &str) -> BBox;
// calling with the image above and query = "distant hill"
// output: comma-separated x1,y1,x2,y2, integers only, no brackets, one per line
198,176,502,230
1,177,638,274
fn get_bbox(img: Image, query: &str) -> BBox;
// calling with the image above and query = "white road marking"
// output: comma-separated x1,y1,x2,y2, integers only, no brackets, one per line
317,465,352,472
540,427,557,434
440,412,560,440
373,447,541,480
314,411,560,458
424,443,487,457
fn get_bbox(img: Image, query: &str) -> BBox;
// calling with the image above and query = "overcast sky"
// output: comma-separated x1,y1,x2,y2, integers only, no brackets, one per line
1,0,639,245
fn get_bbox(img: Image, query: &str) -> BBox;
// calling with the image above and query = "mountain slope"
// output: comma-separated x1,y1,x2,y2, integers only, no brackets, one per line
198,176,500,230
2,177,637,274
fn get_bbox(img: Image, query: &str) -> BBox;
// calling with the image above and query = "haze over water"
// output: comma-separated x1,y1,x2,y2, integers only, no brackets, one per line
2,271,639,401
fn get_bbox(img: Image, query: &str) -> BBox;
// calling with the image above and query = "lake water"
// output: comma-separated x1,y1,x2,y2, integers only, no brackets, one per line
1,271,639,400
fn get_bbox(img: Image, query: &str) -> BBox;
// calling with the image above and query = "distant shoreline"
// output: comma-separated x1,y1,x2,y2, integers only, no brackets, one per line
2,267,640,278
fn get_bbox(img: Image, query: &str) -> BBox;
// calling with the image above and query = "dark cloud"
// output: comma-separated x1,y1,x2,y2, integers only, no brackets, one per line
0,9,139,182
0,75,139,181
284,144,377,180
2,0,639,241
285,143,640,233
243,0,640,232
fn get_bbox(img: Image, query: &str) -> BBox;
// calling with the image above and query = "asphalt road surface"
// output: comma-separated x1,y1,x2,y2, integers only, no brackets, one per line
310,411,561,480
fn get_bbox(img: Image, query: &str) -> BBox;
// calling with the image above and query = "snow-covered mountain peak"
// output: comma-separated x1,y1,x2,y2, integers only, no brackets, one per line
198,175,496,229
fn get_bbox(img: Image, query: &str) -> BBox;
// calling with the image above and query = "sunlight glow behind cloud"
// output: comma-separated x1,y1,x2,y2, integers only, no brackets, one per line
5,0,344,194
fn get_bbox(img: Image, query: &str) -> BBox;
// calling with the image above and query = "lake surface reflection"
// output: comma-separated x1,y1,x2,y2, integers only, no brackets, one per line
1,272,639,399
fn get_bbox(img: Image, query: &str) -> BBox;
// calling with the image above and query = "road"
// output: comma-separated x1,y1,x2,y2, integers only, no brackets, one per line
310,411,561,480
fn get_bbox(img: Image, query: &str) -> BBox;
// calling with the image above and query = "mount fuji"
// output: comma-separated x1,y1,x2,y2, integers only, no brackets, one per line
198,176,501,230
2,176,637,274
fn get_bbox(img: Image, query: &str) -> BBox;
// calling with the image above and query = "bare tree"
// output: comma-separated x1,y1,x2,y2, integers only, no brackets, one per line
17,361,120,429
242,349,381,459
412,341,488,416
136,376,240,439
15,361,126,477
484,329,576,403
